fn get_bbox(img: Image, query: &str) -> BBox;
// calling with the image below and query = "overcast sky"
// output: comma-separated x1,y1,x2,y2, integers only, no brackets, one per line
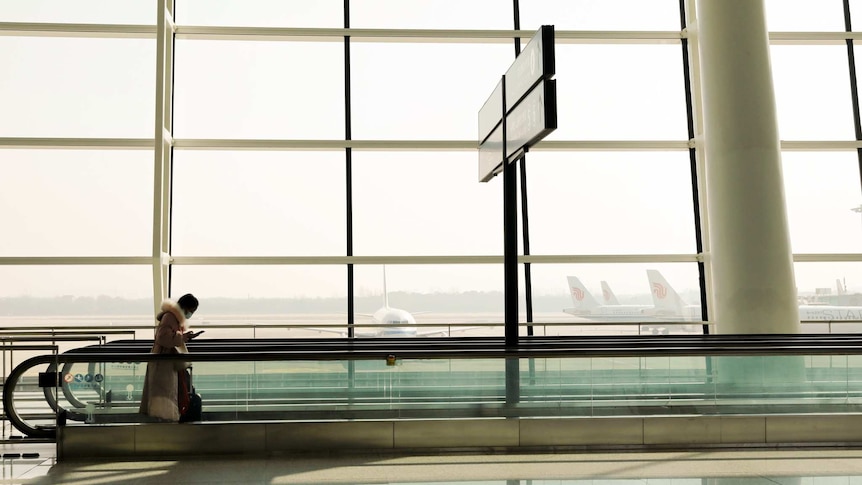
2,0,862,308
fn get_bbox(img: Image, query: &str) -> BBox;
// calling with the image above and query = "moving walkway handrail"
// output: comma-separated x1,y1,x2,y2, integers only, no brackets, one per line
11,334,862,440
54,333,862,357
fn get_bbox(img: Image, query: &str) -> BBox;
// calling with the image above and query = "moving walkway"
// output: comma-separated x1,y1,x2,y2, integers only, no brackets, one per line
7,335,862,457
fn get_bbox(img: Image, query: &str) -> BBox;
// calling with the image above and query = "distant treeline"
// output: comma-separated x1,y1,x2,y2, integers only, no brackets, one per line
0,292,595,316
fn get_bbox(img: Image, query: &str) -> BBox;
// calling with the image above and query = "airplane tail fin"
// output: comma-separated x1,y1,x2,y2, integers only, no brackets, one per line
600,281,621,305
564,276,601,314
646,269,687,315
837,278,846,295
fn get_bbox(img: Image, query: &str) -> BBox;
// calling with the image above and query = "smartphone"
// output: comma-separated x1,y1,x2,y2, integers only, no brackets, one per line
188,330,205,340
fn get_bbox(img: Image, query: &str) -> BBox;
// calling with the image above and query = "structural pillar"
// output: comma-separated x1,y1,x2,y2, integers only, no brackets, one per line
695,0,800,334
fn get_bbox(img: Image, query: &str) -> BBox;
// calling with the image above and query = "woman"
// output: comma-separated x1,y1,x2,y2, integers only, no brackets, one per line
139,293,199,422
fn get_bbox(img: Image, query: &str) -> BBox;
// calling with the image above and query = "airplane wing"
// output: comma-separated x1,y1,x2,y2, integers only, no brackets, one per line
415,326,481,337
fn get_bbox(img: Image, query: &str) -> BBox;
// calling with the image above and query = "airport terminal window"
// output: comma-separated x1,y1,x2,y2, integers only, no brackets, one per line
853,0,862,26
525,151,696,255
782,152,862,254
546,44,688,141
0,150,153,257
354,264,505,331
0,0,155,24
350,43,513,141
176,0,343,28
0,265,153,312
528,262,703,324
170,265,348,333
794,262,862,324
173,40,344,140
6,1,862,330
518,0,680,31
771,45,856,141
351,0,513,29
0,37,155,138
171,150,345,257
764,0,845,31
351,152,502,256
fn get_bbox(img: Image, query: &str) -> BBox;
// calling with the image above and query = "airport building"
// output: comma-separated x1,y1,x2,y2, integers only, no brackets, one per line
4,1,862,483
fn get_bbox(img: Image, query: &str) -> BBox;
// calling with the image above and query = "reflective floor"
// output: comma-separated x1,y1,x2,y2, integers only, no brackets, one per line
7,448,862,484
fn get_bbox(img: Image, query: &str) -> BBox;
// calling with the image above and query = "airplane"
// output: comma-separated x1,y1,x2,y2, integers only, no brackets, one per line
317,268,450,338
600,280,621,305
646,269,702,321
647,269,862,323
563,276,654,320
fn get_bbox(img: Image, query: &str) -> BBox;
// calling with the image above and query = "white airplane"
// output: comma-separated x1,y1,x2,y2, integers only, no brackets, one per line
318,269,449,338
647,269,862,323
563,276,654,320
600,280,620,305
646,269,702,321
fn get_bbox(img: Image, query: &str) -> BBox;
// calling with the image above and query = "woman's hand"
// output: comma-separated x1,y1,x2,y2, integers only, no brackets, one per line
182,331,194,342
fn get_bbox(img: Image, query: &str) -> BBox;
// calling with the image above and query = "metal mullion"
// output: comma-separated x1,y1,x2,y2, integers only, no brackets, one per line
167,254,702,265
171,25,683,43
345,0,355,339
843,0,862,196
0,137,153,149
16,138,862,151
0,257,153,265
0,22,156,38
680,0,709,332
167,1,178,298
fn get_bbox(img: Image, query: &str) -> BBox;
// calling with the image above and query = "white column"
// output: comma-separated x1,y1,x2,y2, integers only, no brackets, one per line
695,0,799,334
152,0,175,313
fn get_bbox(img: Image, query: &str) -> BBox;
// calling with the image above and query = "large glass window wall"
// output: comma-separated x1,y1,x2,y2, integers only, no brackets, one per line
2,1,861,336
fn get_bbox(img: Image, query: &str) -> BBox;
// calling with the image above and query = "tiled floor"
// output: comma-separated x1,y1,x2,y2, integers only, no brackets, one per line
8,447,862,484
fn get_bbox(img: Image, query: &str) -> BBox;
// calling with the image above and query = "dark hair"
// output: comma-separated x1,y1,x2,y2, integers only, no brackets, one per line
177,293,199,313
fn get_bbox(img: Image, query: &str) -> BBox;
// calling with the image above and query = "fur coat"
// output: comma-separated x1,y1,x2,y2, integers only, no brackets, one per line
139,300,190,421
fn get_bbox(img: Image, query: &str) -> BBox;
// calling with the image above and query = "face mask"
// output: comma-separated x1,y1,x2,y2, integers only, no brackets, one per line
184,311,193,320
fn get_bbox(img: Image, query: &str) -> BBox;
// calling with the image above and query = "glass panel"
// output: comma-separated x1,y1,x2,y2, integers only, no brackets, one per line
782,152,862,254
169,264,348,337
772,45,855,140
0,38,155,138
0,265,154,329
529,262,704,336
765,0,845,31
352,152,502,256
173,40,344,139
853,0,862,29
0,0,155,24
172,151,345,256
177,0,343,28
351,0,512,29
794,262,862,333
354,264,504,336
519,0,680,31
351,43,512,140
14,349,862,435
526,151,697,255
549,44,688,141
0,150,153,257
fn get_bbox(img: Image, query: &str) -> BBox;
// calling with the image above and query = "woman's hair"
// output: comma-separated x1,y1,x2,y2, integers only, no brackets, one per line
177,293,199,312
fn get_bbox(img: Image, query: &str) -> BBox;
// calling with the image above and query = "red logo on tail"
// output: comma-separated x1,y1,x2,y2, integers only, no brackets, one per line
652,282,667,299
571,287,584,301
602,288,611,302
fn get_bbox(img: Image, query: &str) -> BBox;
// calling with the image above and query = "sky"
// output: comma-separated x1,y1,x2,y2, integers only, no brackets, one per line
2,0,862,309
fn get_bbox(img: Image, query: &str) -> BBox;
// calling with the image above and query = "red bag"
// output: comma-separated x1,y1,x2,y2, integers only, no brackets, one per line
177,369,191,416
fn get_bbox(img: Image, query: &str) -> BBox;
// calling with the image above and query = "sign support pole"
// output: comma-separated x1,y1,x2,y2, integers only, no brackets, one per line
502,76,520,407
502,75,519,348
